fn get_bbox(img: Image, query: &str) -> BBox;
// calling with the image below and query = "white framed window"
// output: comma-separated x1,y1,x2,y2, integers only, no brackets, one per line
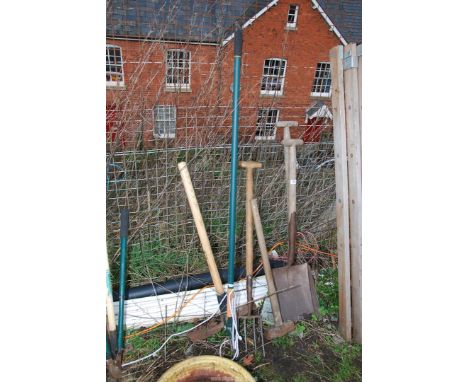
166,50,191,90
153,105,176,138
311,62,332,97
261,58,287,96
106,45,124,87
255,109,279,140
286,5,299,28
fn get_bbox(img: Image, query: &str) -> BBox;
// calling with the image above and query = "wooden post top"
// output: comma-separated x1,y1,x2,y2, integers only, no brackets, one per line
281,138,304,147
276,121,298,128
239,160,262,169
178,161,187,171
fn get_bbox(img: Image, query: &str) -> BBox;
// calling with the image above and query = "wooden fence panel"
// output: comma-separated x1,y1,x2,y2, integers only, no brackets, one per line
344,43,362,344
330,45,352,341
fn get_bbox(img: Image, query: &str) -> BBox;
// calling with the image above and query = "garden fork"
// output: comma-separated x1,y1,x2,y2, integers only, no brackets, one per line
238,161,265,355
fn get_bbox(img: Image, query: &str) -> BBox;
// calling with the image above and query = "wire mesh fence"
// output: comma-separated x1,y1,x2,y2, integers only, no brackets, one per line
106,0,338,288
106,139,336,287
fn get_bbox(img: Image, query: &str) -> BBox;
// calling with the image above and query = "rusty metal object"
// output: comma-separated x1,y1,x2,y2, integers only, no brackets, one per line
187,319,224,343
273,263,320,322
264,320,295,341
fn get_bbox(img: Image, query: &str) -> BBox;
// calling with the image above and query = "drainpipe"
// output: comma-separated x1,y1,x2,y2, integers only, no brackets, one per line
226,27,243,337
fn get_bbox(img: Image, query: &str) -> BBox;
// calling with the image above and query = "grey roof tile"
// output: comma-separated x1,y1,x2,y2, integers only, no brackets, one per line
106,1,361,44
316,0,362,43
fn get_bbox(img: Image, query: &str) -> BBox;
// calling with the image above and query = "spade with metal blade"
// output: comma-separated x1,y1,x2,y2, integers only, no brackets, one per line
272,134,321,322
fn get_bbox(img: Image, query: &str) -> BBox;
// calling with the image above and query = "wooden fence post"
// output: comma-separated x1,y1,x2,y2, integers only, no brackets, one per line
330,45,352,341
344,43,362,344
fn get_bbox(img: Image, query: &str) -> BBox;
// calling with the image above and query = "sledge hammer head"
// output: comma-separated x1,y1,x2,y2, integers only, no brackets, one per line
281,138,304,147
276,121,298,140
239,160,262,169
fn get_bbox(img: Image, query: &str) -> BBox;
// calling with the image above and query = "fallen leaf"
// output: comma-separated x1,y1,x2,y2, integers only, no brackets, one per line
242,354,254,366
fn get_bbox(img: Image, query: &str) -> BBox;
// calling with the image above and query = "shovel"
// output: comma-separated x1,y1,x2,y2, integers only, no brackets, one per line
271,136,321,322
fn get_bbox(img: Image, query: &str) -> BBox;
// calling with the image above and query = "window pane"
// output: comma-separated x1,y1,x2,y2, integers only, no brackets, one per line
261,59,286,92
256,109,278,137
106,45,124,84
154,106,176,136
166,50,190,86
312,62,331,94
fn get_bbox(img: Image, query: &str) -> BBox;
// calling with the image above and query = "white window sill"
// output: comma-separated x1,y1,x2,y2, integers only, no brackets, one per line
154,134,176,139
255,135,276,141
165,86,191,93
260,91,284,97
106,82,125,89
285,25,297,30
311,92,331,98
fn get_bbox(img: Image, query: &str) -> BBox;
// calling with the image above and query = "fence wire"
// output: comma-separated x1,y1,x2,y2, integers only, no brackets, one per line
107,140,336,287
106,0,338,288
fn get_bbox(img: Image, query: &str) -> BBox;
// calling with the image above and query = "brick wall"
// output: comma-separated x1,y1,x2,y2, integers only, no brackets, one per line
106,0,340,148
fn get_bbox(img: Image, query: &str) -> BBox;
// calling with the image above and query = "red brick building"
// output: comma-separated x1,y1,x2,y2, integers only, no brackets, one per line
106,0,361,149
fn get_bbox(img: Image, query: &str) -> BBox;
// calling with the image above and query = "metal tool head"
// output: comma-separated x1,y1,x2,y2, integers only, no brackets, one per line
239,160,262,169
239,312,265,356
187,318,225,342
264,320,295,340
272,263,320,322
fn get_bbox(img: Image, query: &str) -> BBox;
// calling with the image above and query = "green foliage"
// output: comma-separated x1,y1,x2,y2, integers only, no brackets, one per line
272,334,295,349
331,343,362,382
316,267,339,317
291,322,307,339
252,366,284,382
291,374,309,382
111,240,206,286
173,322,194,333
206,330,227,344
254,350,264,363
126,333,161,359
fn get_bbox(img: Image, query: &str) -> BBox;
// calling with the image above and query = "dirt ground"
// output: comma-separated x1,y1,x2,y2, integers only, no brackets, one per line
114,318,361,382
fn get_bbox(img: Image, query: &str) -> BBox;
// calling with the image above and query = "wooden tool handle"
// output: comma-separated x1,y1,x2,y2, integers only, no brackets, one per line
106,252,117,332
178,162,224,296
239,161,261,313
276,121,296,182
283,128,291,182
251,198,283,326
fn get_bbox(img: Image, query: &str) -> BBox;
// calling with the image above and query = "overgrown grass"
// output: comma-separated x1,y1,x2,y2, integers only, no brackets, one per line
330,343,362,382
125,322,194,361
252,320,361,382
316,267,339,318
